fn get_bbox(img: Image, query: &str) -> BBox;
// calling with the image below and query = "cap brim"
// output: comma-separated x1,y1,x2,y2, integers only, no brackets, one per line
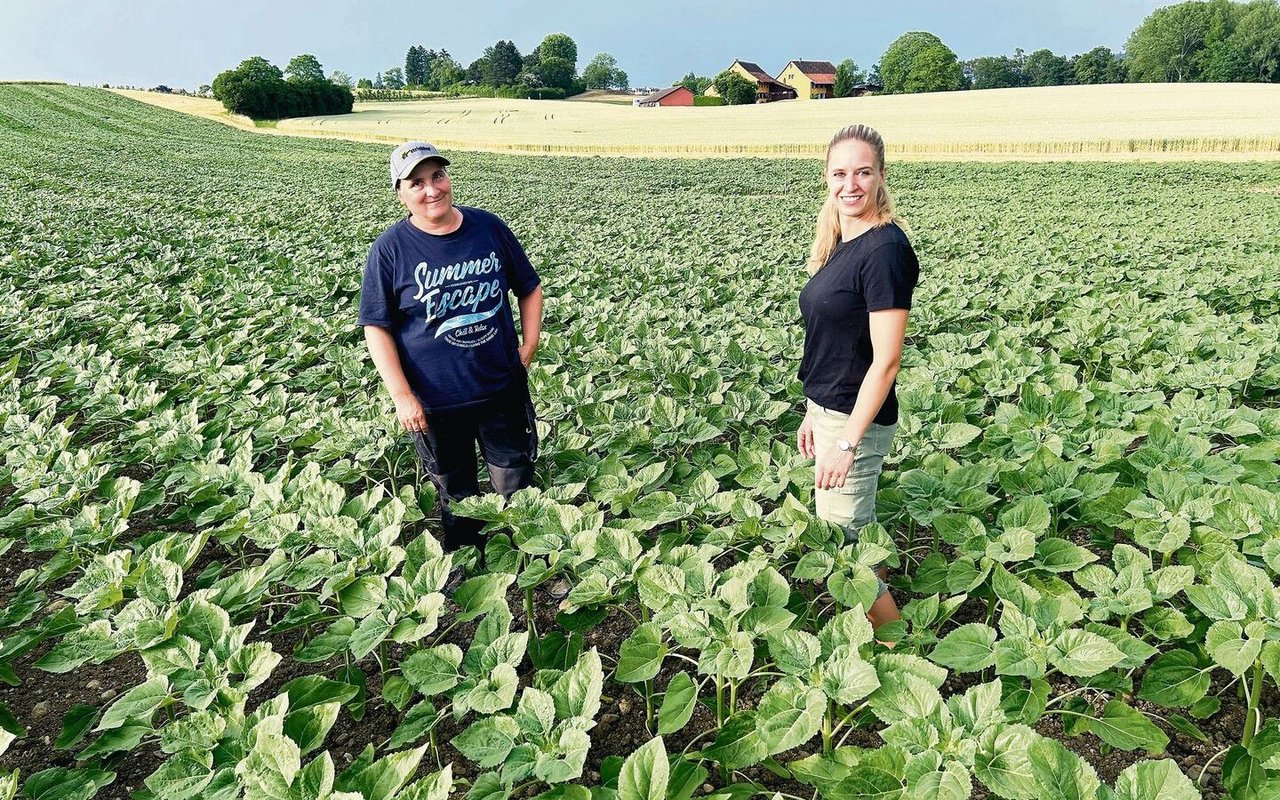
394,153,451,187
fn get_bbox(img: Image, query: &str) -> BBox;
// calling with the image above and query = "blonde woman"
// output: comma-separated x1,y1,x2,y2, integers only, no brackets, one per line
796,125,919,630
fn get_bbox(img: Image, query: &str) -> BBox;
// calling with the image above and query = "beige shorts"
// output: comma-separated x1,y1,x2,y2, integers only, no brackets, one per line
807,399,897,542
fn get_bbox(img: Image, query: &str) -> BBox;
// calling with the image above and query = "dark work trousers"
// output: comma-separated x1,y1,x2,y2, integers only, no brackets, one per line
412,381,538,553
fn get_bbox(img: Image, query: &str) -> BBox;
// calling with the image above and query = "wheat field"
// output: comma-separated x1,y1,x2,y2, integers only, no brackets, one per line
117,83,1280,160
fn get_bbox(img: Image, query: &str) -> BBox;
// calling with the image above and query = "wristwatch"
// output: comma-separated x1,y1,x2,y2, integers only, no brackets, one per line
836,438,854,452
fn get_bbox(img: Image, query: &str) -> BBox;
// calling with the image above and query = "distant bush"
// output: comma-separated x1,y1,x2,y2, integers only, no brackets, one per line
0,80,67,86
212,56,354,119
693,95,723,106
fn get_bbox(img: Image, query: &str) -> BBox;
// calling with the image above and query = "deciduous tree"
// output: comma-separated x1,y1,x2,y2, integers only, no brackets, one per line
1072,46,1126,84
879,31,963,94
1024,48,1072,85
970,55,1021,89
382,67,404,89
713,70,757,104
676,72,713,94
285,54,326,83
583,53,628,90
833,59,866,97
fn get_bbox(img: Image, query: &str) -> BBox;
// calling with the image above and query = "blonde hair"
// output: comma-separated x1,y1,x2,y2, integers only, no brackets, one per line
806,124,903,273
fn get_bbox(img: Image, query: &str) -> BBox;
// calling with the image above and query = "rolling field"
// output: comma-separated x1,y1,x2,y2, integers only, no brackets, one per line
118,83,1280,159
3,84,1280,800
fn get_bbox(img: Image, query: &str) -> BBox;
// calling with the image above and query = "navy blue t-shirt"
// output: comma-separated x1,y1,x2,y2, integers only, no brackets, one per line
359,207,541,411
798,222,918,425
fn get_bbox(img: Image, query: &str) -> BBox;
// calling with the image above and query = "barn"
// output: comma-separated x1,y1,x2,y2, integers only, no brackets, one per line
634,86,695,107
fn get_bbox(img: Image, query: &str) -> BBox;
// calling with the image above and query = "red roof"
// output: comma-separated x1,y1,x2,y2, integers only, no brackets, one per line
787,60,838,84
644,86,691,104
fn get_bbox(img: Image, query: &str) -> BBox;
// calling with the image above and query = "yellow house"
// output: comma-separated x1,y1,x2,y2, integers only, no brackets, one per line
777,60,838,99
704,60,797,102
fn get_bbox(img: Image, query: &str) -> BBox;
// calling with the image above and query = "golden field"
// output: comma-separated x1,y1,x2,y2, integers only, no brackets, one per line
116,84,1280,160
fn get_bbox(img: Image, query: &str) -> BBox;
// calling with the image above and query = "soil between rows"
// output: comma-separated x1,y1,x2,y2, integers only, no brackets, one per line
2,523,1273,799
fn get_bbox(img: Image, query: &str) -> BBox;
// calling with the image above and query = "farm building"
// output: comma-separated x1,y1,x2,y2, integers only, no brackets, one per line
634,86,695,107
778,60,838,99
704,60,797,102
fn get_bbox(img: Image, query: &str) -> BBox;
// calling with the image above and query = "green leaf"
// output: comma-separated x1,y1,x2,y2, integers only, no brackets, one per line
453,573,516,622
454,716,519,768
1000,677,1050,726
22,767,116,800
1223,745,1266,800
463,663,519,714
767,629,821,675
337,744,428,800
1090,700,1168,754
1029,735,1101,800
382,675,414,711
616,623,666,683
294,617,356,663
397,765,453,800
700,712,767,770
618,736,668,800
293,753,337,800
53,704,98,750
389,700,441,750
401,644,463,697
929,623,997,672
78,724,149,759
974,724,1036,800
756,677,825,755
1048,629,1126,678
657,672,698,735
551,648,604,721
1205,620,1262,677
96,675,168,730
822,647,880,706
143,751,213,800
159,709,225,754
284,703,341,755
0,702,23,738
1136,650,1210,708
1111,759,1198,800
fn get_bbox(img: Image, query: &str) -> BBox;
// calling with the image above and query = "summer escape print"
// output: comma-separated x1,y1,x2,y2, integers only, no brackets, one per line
413,251,505,346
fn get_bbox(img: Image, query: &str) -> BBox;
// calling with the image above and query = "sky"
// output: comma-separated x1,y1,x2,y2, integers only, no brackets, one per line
0,0,1170,90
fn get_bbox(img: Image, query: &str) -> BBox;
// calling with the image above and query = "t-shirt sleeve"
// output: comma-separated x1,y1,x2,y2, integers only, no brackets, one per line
862,241,919,312
496,219,541,297
358,239,397,328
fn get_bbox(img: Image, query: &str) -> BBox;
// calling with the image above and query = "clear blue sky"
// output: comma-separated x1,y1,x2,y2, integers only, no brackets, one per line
1,0,1168,90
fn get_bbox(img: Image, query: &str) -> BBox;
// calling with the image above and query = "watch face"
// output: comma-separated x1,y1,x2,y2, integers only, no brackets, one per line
837,439,852,452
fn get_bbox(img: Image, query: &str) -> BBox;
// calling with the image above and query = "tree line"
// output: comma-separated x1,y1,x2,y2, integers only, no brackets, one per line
677,0,1280,102
363,34,627,100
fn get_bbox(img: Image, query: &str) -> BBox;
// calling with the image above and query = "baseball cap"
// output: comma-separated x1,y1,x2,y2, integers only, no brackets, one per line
390,141,451,189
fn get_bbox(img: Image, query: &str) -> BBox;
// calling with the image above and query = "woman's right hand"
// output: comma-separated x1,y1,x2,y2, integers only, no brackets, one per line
798,413,815,459
393,392,428,434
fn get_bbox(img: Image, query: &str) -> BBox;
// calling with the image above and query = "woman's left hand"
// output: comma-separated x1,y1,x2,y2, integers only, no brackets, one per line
815,448,856,490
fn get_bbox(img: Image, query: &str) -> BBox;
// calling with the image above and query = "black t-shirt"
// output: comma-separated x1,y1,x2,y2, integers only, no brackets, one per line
359,207,541,412
798,222,919,425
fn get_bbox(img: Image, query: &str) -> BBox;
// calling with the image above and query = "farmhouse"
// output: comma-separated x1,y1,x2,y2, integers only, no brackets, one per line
634,86,694,107
778,60,838,99
705,60,797,102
